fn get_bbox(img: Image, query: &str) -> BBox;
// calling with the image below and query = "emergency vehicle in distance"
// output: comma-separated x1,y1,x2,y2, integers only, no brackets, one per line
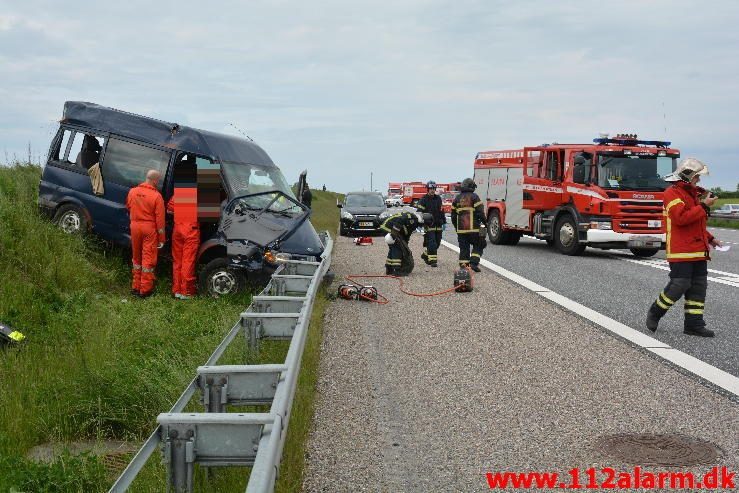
399,181,461,206
473,134,680,257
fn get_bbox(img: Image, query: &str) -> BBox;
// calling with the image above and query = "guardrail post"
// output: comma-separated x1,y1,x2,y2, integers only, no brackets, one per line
161,424,195,493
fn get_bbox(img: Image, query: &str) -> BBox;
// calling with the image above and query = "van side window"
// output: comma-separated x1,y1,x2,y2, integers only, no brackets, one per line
102,138,170,189
51,129,73,161
67,133,105,169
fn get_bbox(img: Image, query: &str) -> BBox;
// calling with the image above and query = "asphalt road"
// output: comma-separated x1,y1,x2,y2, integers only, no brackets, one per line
438,223,739,379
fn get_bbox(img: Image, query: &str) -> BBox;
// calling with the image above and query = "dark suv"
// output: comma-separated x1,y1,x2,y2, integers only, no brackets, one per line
38,101,325,295
338,192,391,236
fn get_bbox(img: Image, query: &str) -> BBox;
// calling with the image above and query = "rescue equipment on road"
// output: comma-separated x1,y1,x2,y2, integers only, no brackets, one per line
354,236,374,245
453,267,474,293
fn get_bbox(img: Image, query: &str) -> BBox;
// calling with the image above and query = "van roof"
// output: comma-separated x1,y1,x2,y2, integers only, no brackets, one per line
61,101,275,167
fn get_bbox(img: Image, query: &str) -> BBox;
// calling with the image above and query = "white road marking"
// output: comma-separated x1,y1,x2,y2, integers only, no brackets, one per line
612,254,739,288
441,240,739,397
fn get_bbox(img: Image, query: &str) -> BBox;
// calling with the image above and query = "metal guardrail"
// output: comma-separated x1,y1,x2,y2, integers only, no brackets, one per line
109,232,333,493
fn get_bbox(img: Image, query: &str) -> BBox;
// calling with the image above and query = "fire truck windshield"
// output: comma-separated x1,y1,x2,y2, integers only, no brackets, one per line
596,154,676,191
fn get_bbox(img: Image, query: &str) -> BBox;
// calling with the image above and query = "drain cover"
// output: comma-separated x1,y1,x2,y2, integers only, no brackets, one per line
595,433,723,467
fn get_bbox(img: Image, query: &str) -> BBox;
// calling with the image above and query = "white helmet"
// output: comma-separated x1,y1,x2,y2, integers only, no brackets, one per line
664,157,709,182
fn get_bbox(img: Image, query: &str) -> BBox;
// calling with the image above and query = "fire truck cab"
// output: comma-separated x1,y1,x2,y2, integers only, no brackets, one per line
474,135,680,256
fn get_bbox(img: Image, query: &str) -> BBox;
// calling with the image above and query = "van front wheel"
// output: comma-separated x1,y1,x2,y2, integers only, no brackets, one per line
199,258,245,296
54,204,88,235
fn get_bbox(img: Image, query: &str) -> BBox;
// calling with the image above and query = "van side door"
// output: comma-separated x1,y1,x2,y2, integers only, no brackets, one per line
97,136,172,245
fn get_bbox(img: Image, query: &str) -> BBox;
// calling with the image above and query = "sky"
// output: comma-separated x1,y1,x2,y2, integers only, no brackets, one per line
1,0,738,192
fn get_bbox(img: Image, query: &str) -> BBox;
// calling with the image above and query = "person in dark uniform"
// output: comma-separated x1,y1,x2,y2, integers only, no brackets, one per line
415,180,446,267
380,211,432,276
451,178,486,272
301,184,313,208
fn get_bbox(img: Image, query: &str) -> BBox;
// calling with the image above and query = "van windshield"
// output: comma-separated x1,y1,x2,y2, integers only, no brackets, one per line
222,162,302,214
222,162,296,198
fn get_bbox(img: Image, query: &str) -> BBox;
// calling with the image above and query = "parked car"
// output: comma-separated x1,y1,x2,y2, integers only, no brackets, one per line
338,192,391,236
714,203,739,215
385,194,403,207
38,101,326,295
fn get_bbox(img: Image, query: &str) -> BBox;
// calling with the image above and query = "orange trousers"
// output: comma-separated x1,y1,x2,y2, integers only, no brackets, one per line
171,224,200,296
131,220,159,294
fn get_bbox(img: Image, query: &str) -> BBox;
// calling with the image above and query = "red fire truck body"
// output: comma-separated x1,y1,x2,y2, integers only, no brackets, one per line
387,182,403,196
473,135,680,256
402,181,427,205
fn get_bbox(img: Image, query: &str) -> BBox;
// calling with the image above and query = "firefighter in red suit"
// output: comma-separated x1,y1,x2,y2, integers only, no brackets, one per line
126,169,166,297
167,177,200,300
646,158,722,337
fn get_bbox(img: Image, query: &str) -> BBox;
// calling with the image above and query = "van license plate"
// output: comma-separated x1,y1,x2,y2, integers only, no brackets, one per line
648,220,662,228
359,222,373,227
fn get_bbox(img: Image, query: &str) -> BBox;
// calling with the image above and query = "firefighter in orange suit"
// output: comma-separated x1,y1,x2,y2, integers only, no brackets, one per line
167,171,200,300
646,158,722,337
126,169,166,298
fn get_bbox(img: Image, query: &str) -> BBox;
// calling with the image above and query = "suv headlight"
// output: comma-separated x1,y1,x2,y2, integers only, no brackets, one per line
341,211,354,220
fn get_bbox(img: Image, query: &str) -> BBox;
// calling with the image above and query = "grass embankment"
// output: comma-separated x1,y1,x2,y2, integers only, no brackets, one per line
0,166,341,492
709,198,739,229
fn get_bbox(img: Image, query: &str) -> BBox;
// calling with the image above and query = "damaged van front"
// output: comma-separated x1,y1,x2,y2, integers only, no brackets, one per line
199,163,324,295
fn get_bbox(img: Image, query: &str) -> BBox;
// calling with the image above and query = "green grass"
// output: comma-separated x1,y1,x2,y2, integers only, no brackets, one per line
0,169,341,491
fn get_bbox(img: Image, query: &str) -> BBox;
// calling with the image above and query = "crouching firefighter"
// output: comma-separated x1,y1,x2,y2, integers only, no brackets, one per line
380,211,432,276
416,180,446,267
646,158,722,337
451,178,486,272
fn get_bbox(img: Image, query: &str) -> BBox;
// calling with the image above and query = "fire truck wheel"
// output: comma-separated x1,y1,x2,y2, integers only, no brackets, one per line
554,215,586,256
629,247,659,258
487,210,507,245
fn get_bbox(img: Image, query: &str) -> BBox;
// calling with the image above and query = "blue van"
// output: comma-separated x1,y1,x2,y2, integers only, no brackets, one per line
39,101,325,295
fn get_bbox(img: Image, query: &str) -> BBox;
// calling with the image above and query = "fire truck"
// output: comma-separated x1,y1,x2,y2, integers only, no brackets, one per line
473,134,679,256
402,181,427,205
387,182,403,196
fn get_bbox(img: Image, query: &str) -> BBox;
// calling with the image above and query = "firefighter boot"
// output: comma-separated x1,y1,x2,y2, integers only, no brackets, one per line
421,251,430,265
385,266,396,276
684,310,713,337
470,263,481,273
645,303,667,332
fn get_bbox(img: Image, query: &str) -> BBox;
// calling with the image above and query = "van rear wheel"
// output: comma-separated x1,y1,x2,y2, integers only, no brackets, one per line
199,258,245,296
53,204,88,235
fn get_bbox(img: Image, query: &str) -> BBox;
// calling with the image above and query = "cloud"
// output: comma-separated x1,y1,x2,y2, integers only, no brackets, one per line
0,0,737,190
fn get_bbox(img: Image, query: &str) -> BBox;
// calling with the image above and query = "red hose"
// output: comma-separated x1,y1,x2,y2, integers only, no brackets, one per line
345,272,471,304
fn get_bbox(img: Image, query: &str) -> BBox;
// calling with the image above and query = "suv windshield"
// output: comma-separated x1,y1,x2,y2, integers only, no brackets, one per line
346,194,384,208
222,162,301,214
596,154,676,191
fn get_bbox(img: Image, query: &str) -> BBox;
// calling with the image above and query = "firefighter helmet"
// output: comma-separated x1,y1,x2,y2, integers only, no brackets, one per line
665,157,709,182
461,178,476,192
426,180,437,190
